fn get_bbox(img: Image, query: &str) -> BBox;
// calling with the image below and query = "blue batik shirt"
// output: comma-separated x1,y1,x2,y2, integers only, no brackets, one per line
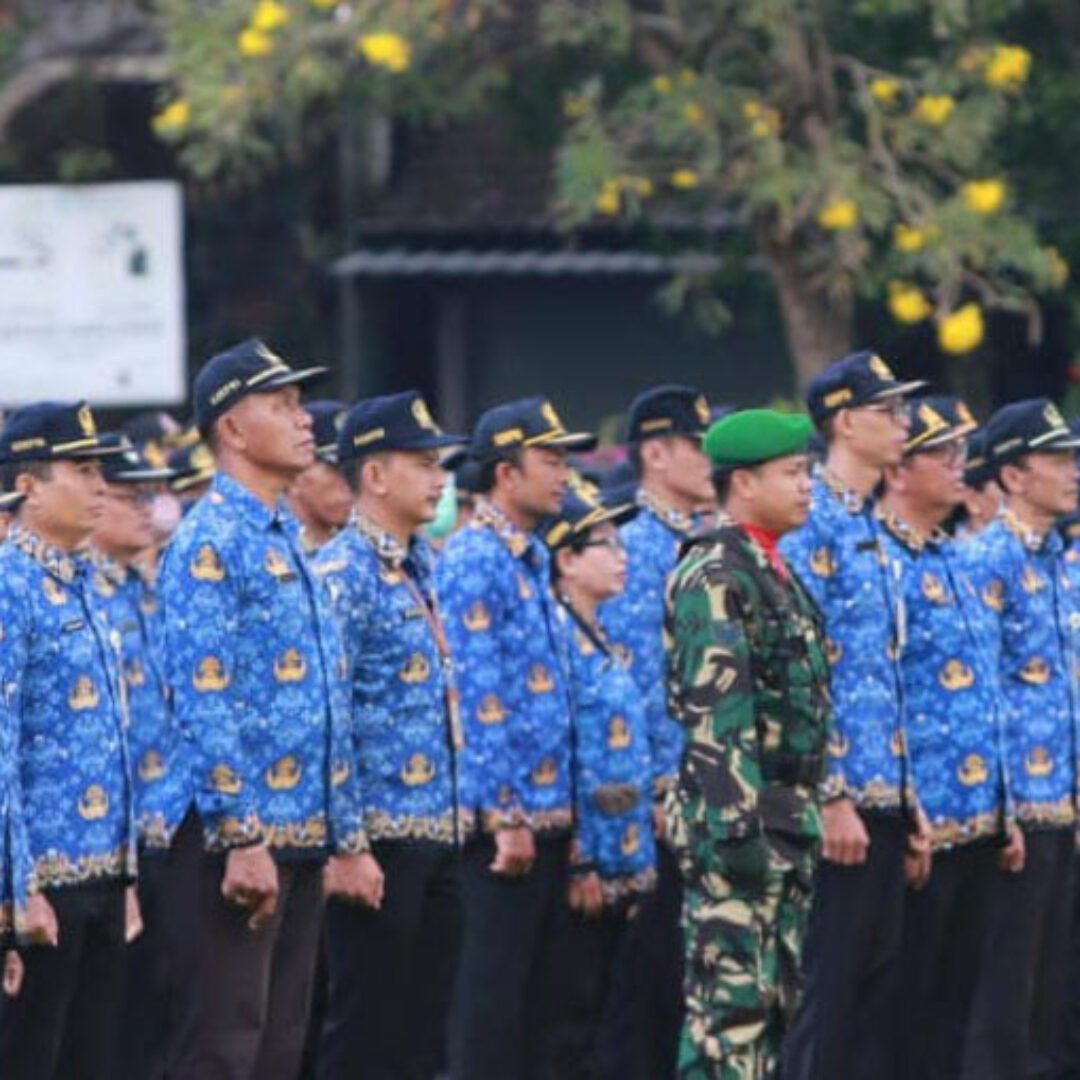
0,697,29,940
436,498,574,835
779,469,910,811
962,510,1078,829
0,526,135,894
603,489,697,797
561,603,657,903
877,511,1011,849
89,553,190,850
159,471,367,856
315,513,463,844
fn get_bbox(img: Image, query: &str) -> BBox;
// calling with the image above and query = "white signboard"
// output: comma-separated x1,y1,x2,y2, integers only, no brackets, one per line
0,180,185,405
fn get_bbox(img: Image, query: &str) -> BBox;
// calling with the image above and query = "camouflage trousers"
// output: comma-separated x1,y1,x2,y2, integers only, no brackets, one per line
678,838,815,1080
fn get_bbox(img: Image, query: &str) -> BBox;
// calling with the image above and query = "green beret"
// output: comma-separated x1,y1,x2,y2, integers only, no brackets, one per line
703,409,814,469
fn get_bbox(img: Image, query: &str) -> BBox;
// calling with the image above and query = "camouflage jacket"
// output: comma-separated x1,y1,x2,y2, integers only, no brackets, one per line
665,523,832,864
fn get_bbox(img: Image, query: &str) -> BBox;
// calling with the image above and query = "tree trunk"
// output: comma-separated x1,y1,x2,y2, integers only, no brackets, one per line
761,243,855,392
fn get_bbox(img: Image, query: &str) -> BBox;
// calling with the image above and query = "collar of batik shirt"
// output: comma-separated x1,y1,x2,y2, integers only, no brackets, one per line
635,487,696,536
874,506,949,555
1001,507,1062,555
471,496,546,563
8,523,83,584
210,470,301,541
351,509,426,571
817,464,870,516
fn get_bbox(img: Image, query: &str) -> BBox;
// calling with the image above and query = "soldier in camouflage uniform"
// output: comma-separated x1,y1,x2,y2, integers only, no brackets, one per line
665,409,832,1080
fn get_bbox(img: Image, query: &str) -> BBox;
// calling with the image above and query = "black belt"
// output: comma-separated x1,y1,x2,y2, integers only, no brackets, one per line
760,751,825,787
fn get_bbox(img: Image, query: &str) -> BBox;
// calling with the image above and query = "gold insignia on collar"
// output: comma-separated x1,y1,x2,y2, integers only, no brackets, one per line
77,404,97,438
957,753,988,787
191,545,225,583
527,664,554,694
608,716,632,750
138,750,167,783
477,694,507,725
274,648,307,683
939,659,975,691
532,758,558,786
266,756,301,790
78,784,108,820
411,397,437,431
43,578,67,606
194,656,230,692
68,676,99,712
402,752,435,787
400,653,431,684
1025,746,1053,777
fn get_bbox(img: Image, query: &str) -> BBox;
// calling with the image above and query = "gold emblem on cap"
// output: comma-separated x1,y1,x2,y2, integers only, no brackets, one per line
255,341,287,367
917,403,948,438
1045,402,1066,428
411,397,437,431
695,396,710,425
77,404,97,438
540,401,563,431
957,402,976,426
868,354,895,381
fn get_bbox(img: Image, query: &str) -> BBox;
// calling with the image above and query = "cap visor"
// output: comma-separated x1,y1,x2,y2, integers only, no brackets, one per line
258,365,329,392
542,432,599,452
1037,433,1080,452
108,466,179,483
172,468,215,493
0,492,26,512
871,380,929,401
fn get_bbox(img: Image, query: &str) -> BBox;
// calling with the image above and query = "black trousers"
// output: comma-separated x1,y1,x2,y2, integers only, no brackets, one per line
896,840,997,1080
114,849,175,1080
318,840,462,1080
534,895,631,1080
784,812,907,1080
0,878,127,1080
164,810,326,1080
448,831,569,1080
592,842,683,1080
1055,852,1080,1080
963,827,1076,1080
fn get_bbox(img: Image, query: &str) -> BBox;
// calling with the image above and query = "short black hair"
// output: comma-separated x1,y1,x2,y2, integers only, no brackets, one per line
711,467,735,505
1,460,51,492
476,448,524,495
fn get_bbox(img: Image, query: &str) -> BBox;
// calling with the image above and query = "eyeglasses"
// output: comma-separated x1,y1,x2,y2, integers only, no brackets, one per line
861,400,908,423
924,441,967,466
106,488,156,507
580,535,625,552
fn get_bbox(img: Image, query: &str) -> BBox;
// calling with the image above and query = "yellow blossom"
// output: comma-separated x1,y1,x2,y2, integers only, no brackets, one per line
595,180,621,216
742,100,762,119
962,178,1007,215
252,0,290,32
915,94,955,126
683,102,706,127
938,304,985,354
357,32,412,74
870,78,900,105
238,27,274,57
985,44,1032,90
817,198,859,231
888,283,932,324
893,224,927,253
151,99,190,137
670,169,700,190
679,68,698,85
653,75,672,94
1046,247,1070,289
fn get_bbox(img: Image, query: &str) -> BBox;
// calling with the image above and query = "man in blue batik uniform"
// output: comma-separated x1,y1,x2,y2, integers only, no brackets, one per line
437,396,594,1080
962,399,1080,1080
0,403,137,1080
88,437,191,1079
290,400,351,555
781,351,929,1080
876,397,1019,1079
314,392,468,1080
601,384,713,1078
159,339,372,1080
